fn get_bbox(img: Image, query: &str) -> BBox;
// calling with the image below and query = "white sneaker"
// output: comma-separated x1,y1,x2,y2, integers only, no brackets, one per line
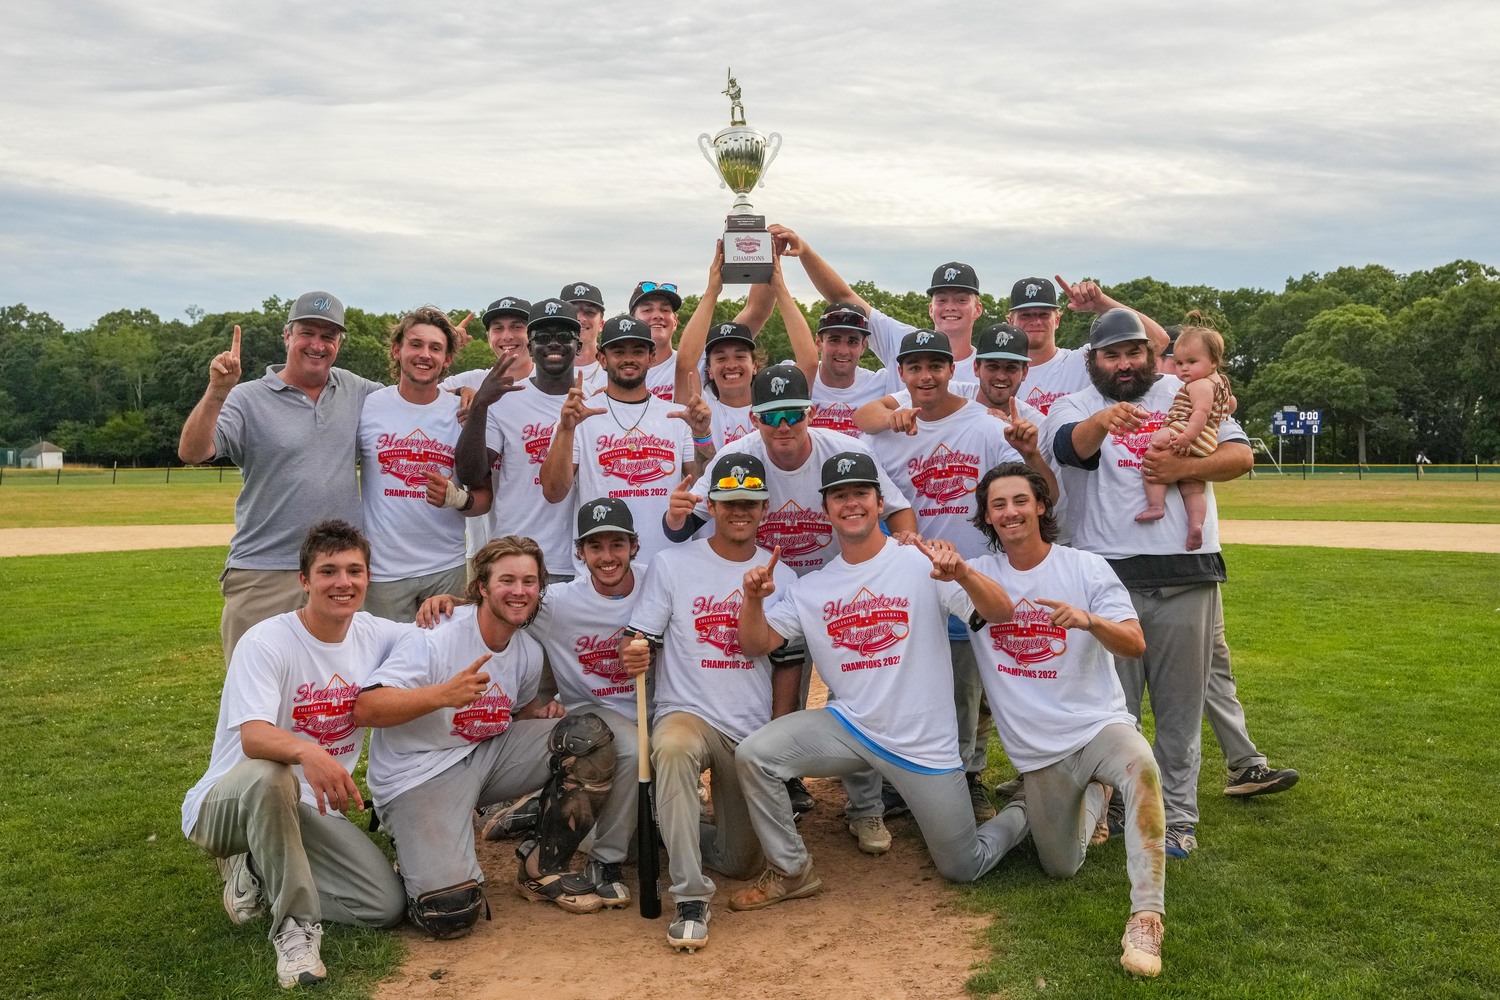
667,900,711,951
216,853,265,925
1120,910,1164,978
272,917,327,989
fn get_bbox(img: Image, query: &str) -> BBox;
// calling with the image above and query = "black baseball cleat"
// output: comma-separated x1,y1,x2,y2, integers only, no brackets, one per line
786,778,815,819
1224,764,1300,797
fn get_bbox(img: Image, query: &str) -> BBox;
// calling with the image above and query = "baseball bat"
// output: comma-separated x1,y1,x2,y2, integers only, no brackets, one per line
634,654,661,918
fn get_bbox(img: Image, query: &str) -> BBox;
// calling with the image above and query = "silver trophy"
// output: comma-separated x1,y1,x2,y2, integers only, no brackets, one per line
698,70,781,283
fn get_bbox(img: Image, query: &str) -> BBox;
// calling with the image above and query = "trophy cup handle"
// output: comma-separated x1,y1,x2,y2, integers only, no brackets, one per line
757,132,783,187
697,133,728,189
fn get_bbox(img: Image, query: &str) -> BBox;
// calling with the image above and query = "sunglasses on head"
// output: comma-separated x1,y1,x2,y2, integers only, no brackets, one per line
759,407,808,427
638,282,678,295
716,474,765,491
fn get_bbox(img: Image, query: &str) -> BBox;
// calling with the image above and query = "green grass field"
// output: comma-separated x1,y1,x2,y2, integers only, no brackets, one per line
965,544,1500,998
0,549,401,1000
3,476,1499,530
1216,477,1500,523
3,542,1498,998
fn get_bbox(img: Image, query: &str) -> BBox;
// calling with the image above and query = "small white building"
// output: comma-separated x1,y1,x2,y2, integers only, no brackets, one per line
21,441,63,469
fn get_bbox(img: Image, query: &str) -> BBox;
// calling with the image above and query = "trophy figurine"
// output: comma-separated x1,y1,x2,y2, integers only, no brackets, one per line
698,69,782,283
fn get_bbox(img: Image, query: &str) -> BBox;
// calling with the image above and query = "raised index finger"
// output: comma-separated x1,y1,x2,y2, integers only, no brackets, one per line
454,311,473,332
231,324,242,357
767,545,781,571
1053,275,1075,299
677,471,699,491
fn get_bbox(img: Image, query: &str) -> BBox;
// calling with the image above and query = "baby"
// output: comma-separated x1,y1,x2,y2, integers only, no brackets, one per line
1136,326,1233,550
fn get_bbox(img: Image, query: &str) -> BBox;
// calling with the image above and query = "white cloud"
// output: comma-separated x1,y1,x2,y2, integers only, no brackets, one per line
2,0,1498,326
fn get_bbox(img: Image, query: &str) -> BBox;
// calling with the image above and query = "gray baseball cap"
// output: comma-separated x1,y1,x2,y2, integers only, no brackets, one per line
288,291,345,330
1088,308,1149,349
707,453,771,502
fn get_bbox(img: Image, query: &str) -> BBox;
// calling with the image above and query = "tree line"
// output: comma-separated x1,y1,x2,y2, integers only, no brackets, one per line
1,260,1495,467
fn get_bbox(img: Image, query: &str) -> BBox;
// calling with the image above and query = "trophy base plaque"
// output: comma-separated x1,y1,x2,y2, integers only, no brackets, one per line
721,214,774,284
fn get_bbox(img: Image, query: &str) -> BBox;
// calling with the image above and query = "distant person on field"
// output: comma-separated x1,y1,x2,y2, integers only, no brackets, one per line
178,292,383,665
1136,326,1234,550
181,520,407,990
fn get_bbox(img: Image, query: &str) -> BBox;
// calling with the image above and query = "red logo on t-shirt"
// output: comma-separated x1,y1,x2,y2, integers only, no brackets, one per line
692,591,745,658
757,500,833,559
809,403,860,438
988,599,1067,666
576,628,629,685
1025,386,1065,415
595,431,677,486
1110,412,1166,461
291,673,361,748
908,444,981,504
823,588,911,656
522,422,555,465
450,684,514,742
377,429,456,487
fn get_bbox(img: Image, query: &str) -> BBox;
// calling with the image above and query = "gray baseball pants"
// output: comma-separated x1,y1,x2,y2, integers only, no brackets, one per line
189,758,405,936
1204,586,1267,771
378,720,556,899
1020,723,1167,914
575,705,637,865
736,709,1028,882
650,711,764,904
1113,582,1215,828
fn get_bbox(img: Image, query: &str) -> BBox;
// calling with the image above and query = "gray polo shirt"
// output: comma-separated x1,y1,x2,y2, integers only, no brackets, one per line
214,365,382,571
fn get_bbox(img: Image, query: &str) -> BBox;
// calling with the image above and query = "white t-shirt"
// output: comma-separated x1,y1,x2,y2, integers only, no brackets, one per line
687,428,913,576
442,364,534,393
865,400,1021,558
1049,378,1246,560
645,354,677,401
810,368,889,438
358,387,467,581
966,547,1138,772
529,567,647,719
1020,346,1090,416
181,611,410,836
764,538,972,771
706,395,754,450
480,380,575,573
629,541,796,743
572,396,696,567
867,307,977,394
364,605,544,803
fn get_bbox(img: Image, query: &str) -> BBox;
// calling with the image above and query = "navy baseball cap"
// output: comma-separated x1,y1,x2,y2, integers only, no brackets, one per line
1162,325,1182,357
927,262,980,295
974,323,1030,362
1088,308,1148,349
895,329,954,364
576,497,636,540
707,453,771,502
482,297,532,327
597,315,655,348
751,363,813,414
1009,278,1059,311
819,451,881,493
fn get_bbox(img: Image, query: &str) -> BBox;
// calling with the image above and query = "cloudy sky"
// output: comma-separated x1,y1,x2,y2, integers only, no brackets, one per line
3,1,1497,329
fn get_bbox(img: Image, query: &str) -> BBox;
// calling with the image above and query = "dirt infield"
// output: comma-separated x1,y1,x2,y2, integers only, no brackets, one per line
3,520,1497,558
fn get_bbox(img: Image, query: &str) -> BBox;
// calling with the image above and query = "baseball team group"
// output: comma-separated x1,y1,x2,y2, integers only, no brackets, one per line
177,223,1298,988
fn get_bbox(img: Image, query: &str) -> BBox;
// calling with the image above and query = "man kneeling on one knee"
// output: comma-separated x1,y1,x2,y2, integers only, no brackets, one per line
966,462,1168,978
352,536,617,939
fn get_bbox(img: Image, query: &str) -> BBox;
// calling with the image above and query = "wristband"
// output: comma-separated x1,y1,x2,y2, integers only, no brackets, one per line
442,483,472,510
693,435,713,446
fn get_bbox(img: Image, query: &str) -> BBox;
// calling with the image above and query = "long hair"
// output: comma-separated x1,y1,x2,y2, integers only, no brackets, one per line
970,462,1058,551
466,535,548,626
